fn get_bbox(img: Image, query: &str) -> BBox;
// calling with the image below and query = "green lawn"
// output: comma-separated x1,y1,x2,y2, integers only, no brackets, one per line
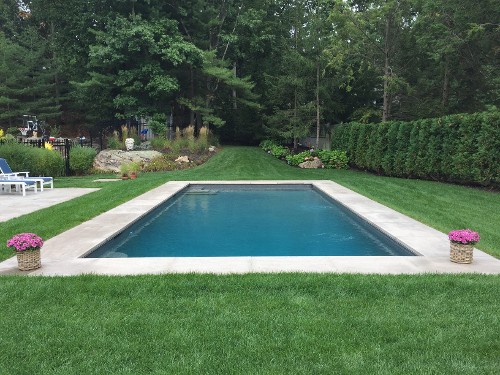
0,274,499,374
1,146,499,374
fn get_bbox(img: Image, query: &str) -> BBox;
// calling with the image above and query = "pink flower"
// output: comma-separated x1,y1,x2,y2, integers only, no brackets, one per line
448,229,480,245
6,233,44,252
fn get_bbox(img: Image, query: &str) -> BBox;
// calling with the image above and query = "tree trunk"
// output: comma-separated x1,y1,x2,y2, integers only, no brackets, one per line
442,57,450,112
316,61,320,149
189,65,195,125
382,15,391,122
232,62,237,110
292,22,299,151
50,21,60,105
294,88,298,151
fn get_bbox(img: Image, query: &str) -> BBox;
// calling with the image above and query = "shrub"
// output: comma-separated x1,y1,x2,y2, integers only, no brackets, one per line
6,127,19,136
149,120,166,137
285,151,313,166
34,148,65,177
393,121,412,177
142,155,178,172
330,111,500,187
172,137,190,153
259,140,278,152
150,137,171,151
262,139,348,169
270,144,290,159
381,121,400,175
0,134,16,143
70,146,97,175
317,150,349,169
0,142,64,176
106,132,121,150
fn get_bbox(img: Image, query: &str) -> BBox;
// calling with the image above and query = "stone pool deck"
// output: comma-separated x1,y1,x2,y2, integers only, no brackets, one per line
0,180,499,276
0,187,99,222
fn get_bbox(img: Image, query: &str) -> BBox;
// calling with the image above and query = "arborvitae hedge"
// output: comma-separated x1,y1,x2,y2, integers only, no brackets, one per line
331,112,500,187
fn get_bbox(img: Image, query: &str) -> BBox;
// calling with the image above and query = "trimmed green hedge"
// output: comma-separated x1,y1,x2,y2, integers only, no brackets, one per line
0,142,65,177
69,145,97,175
331,112,500,187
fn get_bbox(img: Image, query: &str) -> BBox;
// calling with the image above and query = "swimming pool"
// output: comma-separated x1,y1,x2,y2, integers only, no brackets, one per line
87,184,415,258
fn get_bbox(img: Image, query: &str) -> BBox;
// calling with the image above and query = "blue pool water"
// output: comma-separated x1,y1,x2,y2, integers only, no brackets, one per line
87,185,415,258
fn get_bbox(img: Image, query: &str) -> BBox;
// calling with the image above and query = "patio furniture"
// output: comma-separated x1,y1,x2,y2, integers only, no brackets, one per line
0,158,53,191
0,178,38,196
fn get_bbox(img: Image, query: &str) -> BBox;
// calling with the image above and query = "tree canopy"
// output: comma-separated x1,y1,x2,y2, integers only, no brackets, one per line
0,0,498,144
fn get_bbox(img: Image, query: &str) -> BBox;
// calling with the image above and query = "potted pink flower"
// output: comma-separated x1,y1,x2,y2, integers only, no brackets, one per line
448,229,480,264
6,233,43,271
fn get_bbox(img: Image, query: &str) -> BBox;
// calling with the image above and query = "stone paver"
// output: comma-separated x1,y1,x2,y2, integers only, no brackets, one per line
0,187,99,222
1,180,499,276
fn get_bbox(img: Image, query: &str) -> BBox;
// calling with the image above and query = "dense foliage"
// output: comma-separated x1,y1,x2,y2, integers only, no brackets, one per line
0,0,497,145
69,145,97,175
260,140,349,169
331,111,500,187
0,142,64,176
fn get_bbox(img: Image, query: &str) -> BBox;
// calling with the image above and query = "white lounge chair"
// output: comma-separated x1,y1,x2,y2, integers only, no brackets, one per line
0,178,38,196
0,158,53,191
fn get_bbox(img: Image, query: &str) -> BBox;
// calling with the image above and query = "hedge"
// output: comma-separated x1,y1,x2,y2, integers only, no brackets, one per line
0,142,65,177
69,145,97,175
331,112,500,187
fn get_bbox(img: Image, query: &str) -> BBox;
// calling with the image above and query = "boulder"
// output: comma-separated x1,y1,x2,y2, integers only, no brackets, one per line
93,150,162,172
298,159,324,169
175,155,190,163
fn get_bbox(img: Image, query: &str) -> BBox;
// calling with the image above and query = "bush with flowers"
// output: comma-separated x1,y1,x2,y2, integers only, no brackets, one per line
6,233,44,253
448,229,480,245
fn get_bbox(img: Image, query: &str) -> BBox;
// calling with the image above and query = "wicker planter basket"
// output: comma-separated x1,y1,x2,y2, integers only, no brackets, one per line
16,249,41,271
450,242,474,264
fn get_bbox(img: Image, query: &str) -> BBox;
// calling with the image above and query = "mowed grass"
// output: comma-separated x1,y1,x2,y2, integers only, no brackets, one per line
1,146,498,260
0,274,499,374
1,147,500,373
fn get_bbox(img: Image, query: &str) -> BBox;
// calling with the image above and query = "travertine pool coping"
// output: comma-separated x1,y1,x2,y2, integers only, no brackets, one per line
1,180,499,275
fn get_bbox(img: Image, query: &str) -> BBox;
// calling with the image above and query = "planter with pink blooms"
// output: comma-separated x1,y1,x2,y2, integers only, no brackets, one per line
6,233,43,271
448,229,480,264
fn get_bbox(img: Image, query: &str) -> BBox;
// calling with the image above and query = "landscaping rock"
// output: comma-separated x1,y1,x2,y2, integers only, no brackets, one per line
209,146,217,152
298,159,323,169
93,150,162,172
175,155,190,163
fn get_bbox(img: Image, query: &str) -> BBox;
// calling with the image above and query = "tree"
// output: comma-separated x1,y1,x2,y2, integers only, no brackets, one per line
78,14,203,121
0,24,61,128
412,0,500,115
328,0,415,122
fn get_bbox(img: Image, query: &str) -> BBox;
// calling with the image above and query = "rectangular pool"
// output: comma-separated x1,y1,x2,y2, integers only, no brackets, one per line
87,184,415,258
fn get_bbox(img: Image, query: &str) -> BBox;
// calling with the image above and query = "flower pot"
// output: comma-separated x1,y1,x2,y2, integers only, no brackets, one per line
16,249,41,271
450,242,474,264
129,172,137,180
